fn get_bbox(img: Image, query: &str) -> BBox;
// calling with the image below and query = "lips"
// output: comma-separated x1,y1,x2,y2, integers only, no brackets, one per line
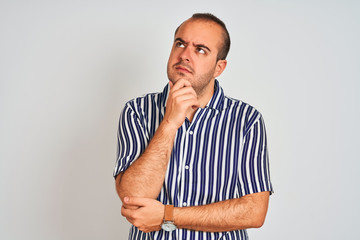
176,66,191,73
174,64,193,74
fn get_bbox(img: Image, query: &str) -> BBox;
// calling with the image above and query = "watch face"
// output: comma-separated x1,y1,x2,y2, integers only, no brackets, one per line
161,222,177,231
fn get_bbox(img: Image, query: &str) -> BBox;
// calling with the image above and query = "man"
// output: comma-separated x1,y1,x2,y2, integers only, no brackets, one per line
114,13,273,239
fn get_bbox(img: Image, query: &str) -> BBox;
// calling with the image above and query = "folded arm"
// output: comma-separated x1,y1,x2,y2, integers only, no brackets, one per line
121,191,270,233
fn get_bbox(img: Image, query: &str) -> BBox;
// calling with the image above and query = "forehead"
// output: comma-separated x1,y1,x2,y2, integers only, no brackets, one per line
175,20,223,48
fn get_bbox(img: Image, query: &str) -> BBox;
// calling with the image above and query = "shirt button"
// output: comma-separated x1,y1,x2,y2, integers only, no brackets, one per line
183,202,187,207
189,131,194,135
185,165,189,170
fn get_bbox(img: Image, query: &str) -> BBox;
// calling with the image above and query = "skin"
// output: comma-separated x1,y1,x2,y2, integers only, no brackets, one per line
166,19,227,107
116,18,270,233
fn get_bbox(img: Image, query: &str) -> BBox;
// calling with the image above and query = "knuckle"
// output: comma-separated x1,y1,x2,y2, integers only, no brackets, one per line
132,212,138,219
120,208,126,216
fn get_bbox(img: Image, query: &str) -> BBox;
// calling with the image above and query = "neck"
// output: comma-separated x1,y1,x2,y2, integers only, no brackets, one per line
196,78,215,108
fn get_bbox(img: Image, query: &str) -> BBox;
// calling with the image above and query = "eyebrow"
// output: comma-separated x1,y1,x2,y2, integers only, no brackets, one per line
174,37,211,52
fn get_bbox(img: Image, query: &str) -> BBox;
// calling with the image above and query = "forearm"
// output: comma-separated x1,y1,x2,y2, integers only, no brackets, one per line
116,120,178,201
173,191,270,232
116,79,199,202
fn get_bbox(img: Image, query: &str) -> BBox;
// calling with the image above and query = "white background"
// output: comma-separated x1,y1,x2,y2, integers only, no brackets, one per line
1,0,359,239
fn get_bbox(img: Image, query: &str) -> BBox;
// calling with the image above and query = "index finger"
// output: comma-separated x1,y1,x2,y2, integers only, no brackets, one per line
123,196,150,207
171,78,192,91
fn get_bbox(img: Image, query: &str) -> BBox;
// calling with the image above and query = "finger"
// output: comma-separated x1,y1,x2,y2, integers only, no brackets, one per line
123,196,150,207
139,225,161,233
183,99,200,110
172,94,198,106
171,79,191,91
170,91,197,102
126,217,135,225
121,205,133,218
171,84,196,94
170,89,198,102
192,100,200,109
123,204,139,210
171,87,198,102
167,92,199,114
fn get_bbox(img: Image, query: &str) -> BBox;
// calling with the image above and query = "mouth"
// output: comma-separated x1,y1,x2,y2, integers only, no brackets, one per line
174,64,193,74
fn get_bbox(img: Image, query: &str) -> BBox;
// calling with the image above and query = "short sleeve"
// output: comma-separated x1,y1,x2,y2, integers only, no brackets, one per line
238,114,273,196
113,102,148,178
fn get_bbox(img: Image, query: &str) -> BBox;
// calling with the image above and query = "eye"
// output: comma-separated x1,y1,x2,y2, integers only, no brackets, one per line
197,48,206,54
175,42,185,48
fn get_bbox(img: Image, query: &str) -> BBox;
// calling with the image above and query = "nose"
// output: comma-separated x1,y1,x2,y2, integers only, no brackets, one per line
179,47,191,62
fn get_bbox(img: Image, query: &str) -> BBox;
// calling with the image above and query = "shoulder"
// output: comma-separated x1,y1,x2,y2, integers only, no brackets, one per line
223,95,261,116
223,95,264,131
123,91,165,112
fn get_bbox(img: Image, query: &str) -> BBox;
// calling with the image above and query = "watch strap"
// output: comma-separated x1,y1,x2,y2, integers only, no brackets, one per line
164,205,174,222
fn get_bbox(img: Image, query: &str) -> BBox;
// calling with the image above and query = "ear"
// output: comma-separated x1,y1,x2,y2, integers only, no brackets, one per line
213,60,227,78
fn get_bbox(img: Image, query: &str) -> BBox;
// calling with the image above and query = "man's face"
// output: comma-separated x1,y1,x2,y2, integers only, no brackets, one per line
167,19,225,96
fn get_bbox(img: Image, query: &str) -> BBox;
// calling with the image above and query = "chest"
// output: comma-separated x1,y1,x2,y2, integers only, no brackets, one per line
163,108,247,206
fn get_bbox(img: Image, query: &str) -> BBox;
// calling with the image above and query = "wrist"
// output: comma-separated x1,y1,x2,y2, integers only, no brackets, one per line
160,117,180,133
173,206,185,228
161,205,177,232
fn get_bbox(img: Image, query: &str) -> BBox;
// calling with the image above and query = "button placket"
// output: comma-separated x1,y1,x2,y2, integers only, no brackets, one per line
178,127,194,209
179,110,203,210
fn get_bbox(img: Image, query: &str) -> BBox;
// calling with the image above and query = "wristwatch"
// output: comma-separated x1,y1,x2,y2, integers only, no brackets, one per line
161,205,177,232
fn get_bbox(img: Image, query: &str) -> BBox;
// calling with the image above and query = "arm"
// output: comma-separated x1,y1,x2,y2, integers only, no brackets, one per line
173,191,270,231
116,79,199,201
121,191,270,233
120,104,272,232
115,120,178,201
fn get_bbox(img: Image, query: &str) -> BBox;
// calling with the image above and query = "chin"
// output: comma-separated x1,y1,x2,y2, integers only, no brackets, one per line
168,73,187,83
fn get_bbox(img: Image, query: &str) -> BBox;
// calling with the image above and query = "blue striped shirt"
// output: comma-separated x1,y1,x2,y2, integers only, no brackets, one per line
114,80,273,240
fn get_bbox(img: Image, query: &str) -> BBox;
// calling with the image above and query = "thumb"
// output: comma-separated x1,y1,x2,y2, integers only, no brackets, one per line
168,81,173,89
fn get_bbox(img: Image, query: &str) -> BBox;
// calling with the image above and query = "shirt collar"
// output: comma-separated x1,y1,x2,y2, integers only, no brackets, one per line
161,79,225,111
205,79,225,110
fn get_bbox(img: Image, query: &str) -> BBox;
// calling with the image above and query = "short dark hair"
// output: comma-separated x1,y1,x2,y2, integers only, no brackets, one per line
174,13,231,60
